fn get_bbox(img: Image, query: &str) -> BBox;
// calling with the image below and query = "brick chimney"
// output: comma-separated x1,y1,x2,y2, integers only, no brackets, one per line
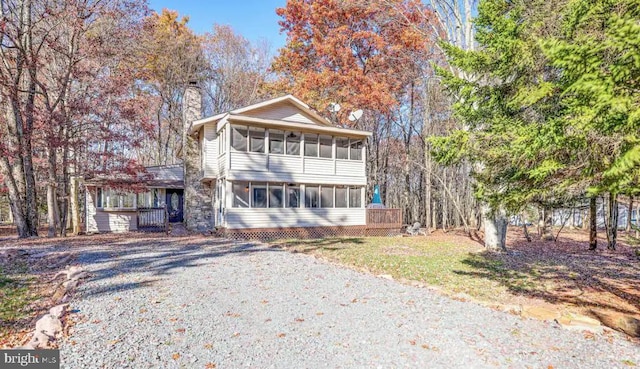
182,81,213,231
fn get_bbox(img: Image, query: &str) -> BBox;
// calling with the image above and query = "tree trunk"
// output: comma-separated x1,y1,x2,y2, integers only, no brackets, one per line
540,206,554,241
607,192,618,250
70,176,81,235
483,204,507,251
46,145,60,237
626,196,633,233
589,196,598,250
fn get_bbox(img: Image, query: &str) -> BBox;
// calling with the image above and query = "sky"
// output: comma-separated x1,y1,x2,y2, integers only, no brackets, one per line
148,0,288,51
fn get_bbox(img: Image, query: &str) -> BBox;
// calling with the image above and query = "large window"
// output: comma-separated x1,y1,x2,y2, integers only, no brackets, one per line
350,140,363,161
319,135,332,158
305,186,319,208
304,133,318,157
321,186,333,207
137,189,161,208
232,182,250,208
96,188,136,210
231,125,248,151
336,138,349,159
335,187,347,208
269,130,284,154
249,128,265,153
287,186,300,208
269,184,284,208
286,132,300,155
349,187,362,208
252,183,267,208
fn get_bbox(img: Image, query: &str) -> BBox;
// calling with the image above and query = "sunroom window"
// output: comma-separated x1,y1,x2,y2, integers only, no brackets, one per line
269,130,284,154
304,133,318,157
319,135,332,158
286,132,300,155
269,184,284,208
305,186,319,208
350,140,363,161
252,182,267,208
287,185,300,208
349,187,362,208
249,128,265,153
321,186,334,207
231,125,248,151
232,182,250,208
335,187,347,208
336,138,349,159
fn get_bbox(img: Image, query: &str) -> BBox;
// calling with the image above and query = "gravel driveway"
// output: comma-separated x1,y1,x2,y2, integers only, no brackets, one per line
60,237,639,368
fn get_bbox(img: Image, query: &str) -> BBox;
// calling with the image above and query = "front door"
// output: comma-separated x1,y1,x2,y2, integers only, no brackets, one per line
166,189,184,223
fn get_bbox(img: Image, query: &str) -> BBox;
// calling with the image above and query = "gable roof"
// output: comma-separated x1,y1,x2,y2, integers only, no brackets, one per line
190,95,352,134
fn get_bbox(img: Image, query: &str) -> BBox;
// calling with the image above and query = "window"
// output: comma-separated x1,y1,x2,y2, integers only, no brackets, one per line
269,184,284,208
97,188,103,208
319,135,332,158
286,132,300,155
287,186,300,208
336,138,349,159
269,130,284,154
137,189,160,208
97,187,137,209
305,186,319,208
252,183,267,208
321,186,334,207
249,128,265,153
219,127,226,154
304,133,318,157
232,182,250,208
350,140,363,160
335,187,347,208
231,125,247,151
349,187,362,208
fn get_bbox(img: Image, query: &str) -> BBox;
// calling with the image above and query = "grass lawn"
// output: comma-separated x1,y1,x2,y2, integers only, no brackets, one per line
274,234,517,302
0,260,37,346
274,228,640,336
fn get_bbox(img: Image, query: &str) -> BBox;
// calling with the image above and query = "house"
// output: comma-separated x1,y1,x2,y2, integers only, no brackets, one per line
84,164,184,233
84,85,402,238
184,84,402,239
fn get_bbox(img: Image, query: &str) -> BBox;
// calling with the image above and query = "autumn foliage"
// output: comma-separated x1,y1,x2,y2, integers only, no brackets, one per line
270,0,438,122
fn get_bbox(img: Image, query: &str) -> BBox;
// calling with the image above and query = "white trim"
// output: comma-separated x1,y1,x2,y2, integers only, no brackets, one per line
225,115,371,137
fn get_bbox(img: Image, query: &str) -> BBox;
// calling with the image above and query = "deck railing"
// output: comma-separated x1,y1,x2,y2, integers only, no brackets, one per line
366,208,402,229
137,207,168,232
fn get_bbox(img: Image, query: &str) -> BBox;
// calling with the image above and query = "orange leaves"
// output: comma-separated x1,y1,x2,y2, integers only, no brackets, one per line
270,0,437,119
172,353,180,360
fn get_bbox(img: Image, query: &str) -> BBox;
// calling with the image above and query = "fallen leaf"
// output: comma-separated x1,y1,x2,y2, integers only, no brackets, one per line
108,339,120,345
294,318,305,322
205,363,217,369
409,340,416,346
261,300,269,304
351,298,358,303
169,318,178,322
316,312,324,316
175,328,185,333
172,353,180,360
548,365,555,369
91,320,102,324
139,308,148,313
232,332,240,337
277,333,286,338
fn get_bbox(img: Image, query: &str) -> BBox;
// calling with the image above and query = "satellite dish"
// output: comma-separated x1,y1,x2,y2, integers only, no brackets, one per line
328,102,341,113
348,109,363,122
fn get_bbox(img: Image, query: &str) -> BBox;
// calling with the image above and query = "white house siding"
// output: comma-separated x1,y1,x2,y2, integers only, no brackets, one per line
304,157,334,175
227,152,366,185
242,102,317,125
85,189,137,233
225,208,366,229
336,160,365,178
203,124,219,178
269,155,302,173
229,152,268,172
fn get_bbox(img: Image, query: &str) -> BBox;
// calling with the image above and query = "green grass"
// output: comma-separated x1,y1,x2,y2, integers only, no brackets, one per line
276,237,527,302
0,263,36,337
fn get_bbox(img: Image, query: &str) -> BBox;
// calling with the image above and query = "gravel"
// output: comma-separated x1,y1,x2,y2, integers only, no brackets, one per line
60,237,640,368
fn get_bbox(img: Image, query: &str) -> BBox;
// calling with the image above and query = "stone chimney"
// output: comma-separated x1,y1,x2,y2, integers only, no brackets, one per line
182,81,213,231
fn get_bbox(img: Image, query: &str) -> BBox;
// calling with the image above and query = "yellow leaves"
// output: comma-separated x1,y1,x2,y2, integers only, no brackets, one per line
172,353,180,360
